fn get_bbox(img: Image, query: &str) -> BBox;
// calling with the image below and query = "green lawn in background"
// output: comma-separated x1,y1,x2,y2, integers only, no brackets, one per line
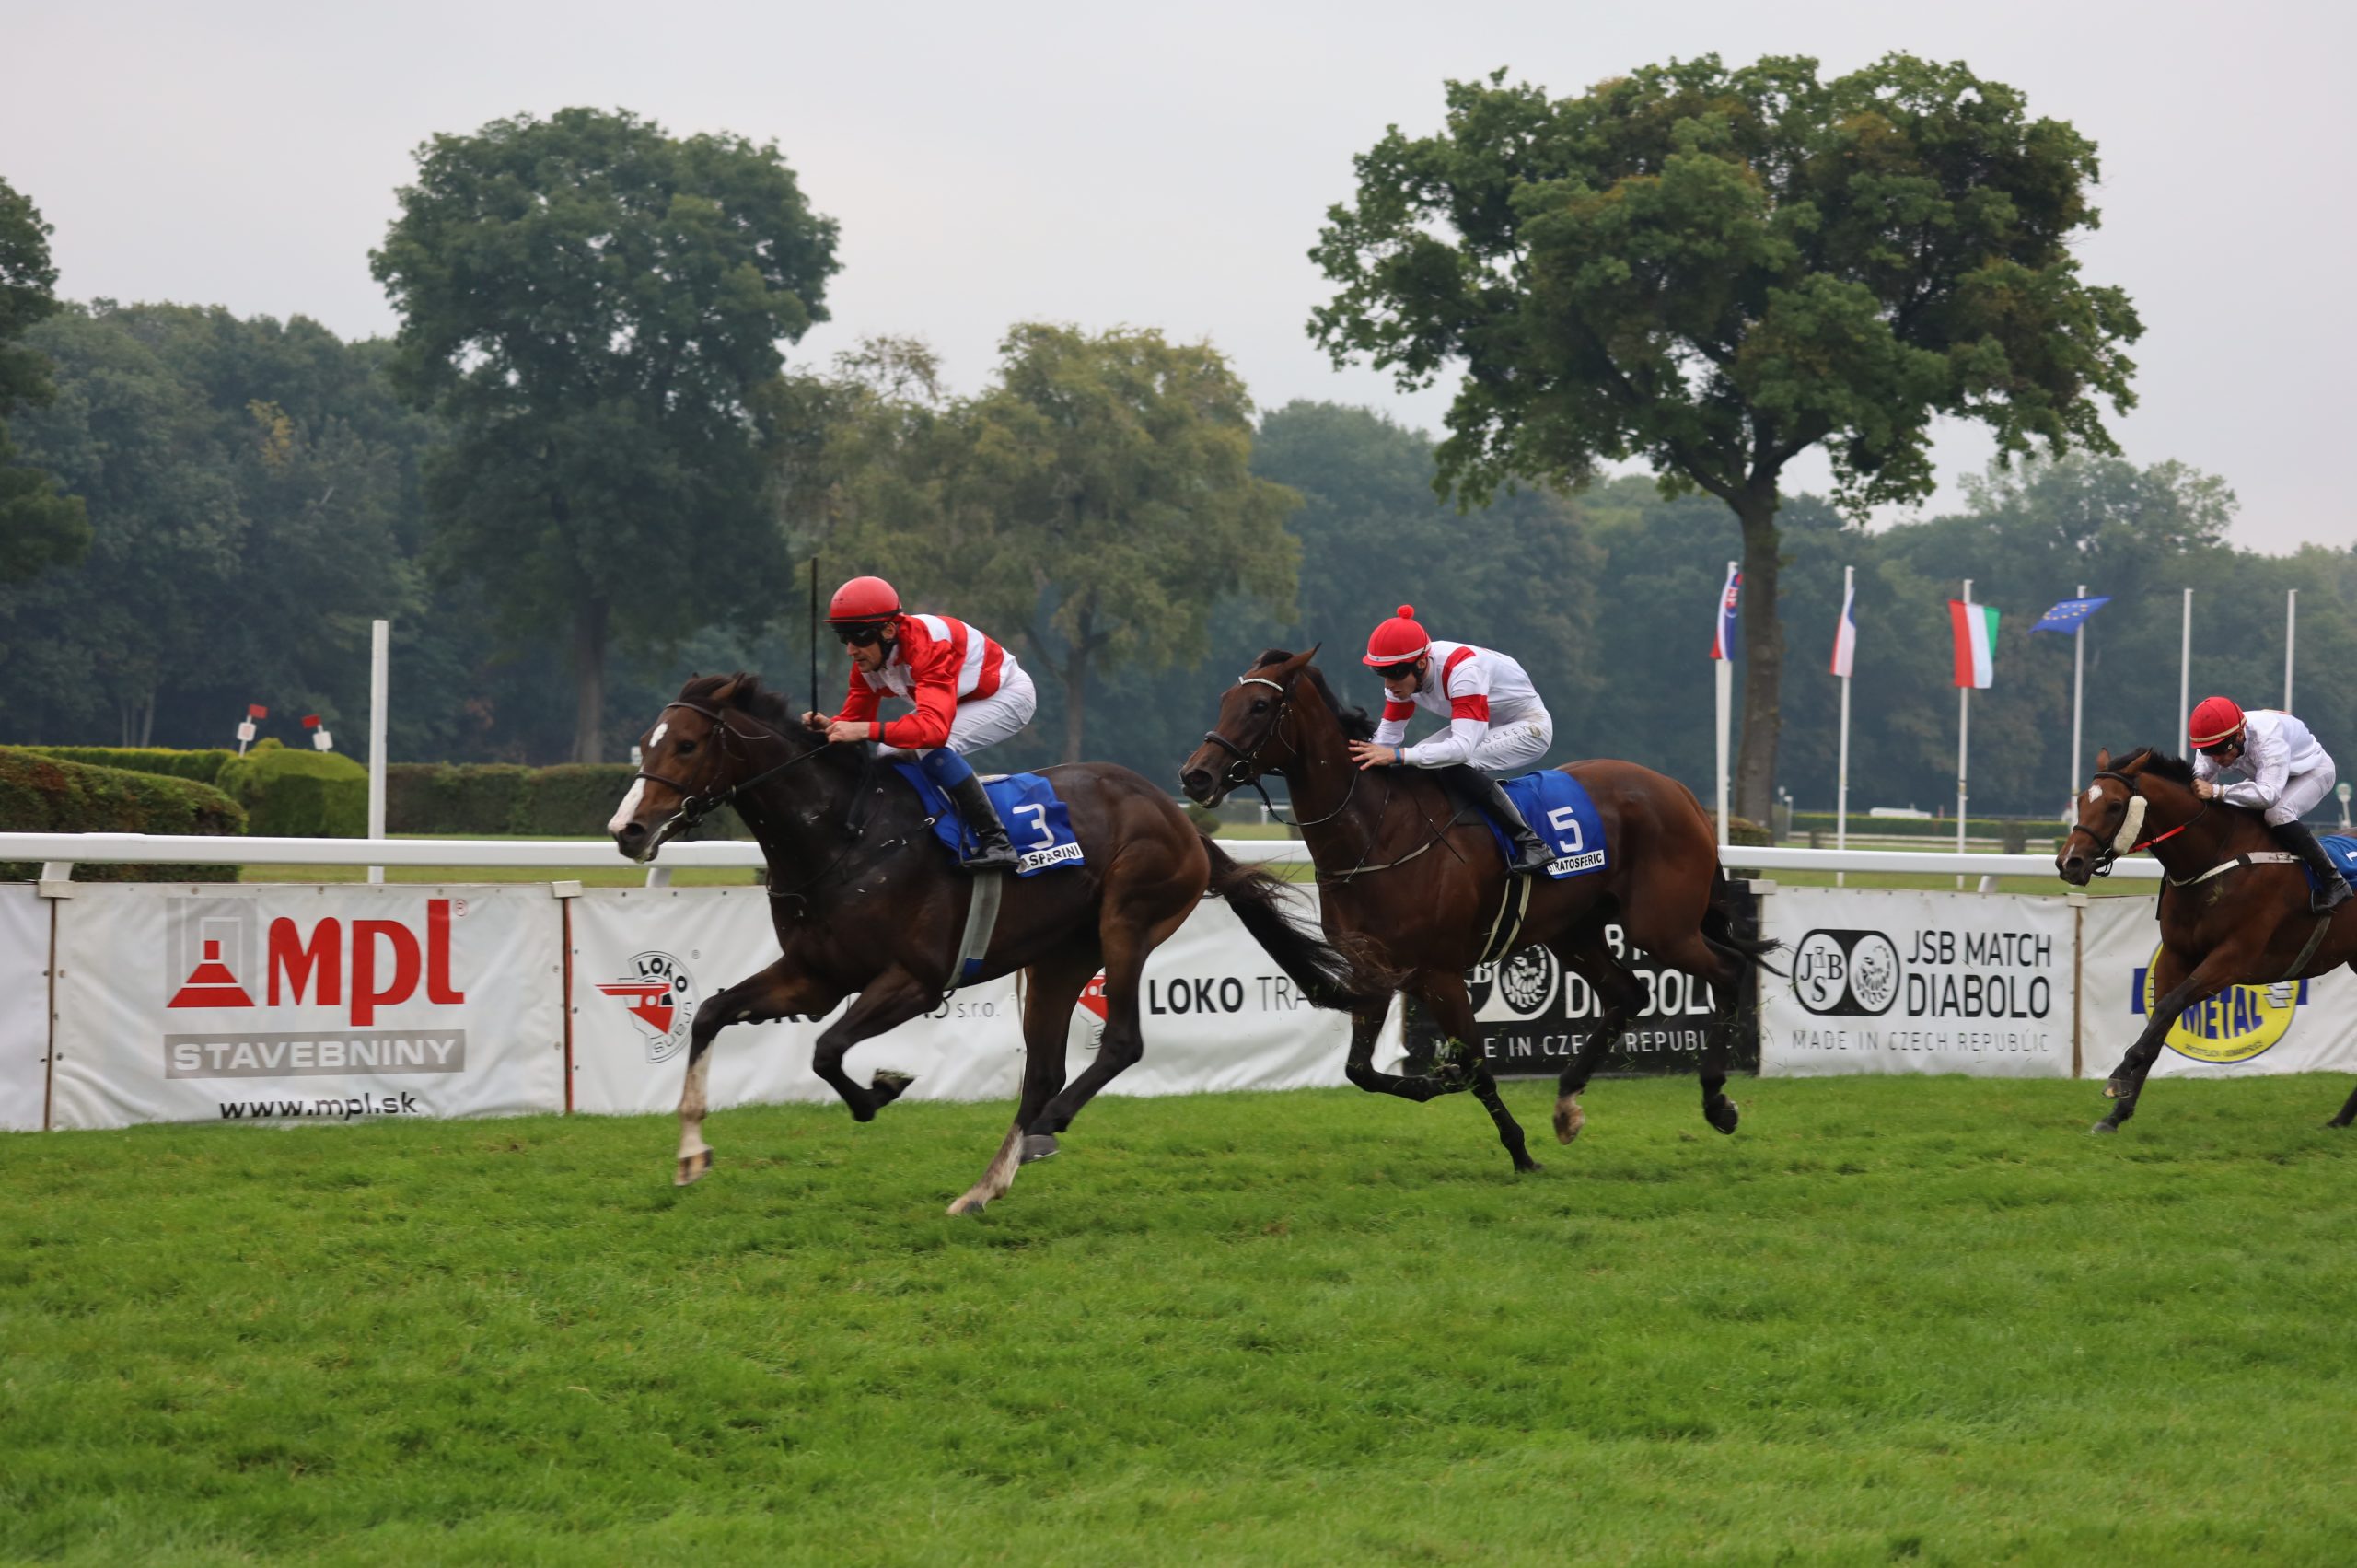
6,1075,2353,1565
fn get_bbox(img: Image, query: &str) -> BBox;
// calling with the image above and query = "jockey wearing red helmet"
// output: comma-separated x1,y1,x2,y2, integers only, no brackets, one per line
803,575,1036,872
1347,605,1557,876
2186,695,2349,912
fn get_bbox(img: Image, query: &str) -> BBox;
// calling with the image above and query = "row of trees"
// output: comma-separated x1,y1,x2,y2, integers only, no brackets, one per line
1,66,2341,822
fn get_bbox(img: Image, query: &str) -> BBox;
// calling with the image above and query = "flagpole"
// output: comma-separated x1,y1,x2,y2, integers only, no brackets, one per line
2284,588,2297,710
1715,559,1734,847
1957,579,1974,889
2070,582,2086,802
2179,588,2192,750
1836,565,1852,889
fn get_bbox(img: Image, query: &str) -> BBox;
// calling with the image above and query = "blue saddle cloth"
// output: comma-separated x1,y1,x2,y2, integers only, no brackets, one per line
2319,834,2357,894
1480,771,1609,879
891,763,1085,877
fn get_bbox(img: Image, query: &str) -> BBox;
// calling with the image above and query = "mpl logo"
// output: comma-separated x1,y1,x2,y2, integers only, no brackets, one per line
597,950,699,1064
160,898,470,1080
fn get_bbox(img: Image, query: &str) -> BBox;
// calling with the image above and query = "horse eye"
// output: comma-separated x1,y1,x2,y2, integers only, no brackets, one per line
1250,700,1269,714
676,739,697,756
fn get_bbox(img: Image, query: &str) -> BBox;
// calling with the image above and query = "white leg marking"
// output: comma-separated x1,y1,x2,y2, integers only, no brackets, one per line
948,1120,1026,1216
675,1048,714,1184
607,778,647,836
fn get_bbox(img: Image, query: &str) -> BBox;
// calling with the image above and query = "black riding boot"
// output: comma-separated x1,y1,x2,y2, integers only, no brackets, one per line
946,774,1021,873
1441,767,1553,877
2269,818,2352,913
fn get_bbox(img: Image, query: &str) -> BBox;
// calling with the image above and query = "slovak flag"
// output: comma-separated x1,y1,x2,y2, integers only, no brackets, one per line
1709,565,1741,660
1829,575,1858,679
1948,601,2000,689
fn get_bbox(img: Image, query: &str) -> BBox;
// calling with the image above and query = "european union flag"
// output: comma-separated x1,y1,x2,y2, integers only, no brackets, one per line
2029,597,2110,634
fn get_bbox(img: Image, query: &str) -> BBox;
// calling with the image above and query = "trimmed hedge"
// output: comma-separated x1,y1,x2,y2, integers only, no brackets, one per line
215,739,368,837
387,761,747,839
0,749,245,881
19,745,235,785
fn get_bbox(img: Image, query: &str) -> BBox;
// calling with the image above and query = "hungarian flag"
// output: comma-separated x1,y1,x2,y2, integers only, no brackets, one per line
1709,565,1740,660
1948,601,1999,689
1829,575,1858,679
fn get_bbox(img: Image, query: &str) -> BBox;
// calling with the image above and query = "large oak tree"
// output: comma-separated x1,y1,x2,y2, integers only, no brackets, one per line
372,109,838,761
1310,53,2141,818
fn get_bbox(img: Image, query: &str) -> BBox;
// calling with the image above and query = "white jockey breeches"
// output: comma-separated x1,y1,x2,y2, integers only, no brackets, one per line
2266,759,2336,826
880,660,1038,762
1465,711,1553,776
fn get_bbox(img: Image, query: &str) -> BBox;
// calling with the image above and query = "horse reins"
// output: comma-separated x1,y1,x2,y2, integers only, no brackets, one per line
1202,671,1469,883
2072,765,2207,879
632,700,830,838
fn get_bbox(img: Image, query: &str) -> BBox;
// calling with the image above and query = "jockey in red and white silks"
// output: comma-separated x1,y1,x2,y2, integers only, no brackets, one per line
1347,605,1555,876
807,575,1038,871
2187,695,2350,912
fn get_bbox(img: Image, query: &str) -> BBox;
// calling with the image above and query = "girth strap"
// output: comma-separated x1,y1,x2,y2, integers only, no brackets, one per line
1478,874,1534,968
948,867,1007,992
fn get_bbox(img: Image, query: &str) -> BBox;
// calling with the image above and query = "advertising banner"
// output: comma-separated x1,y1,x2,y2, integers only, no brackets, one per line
0,887,49,1132
1057,895,1393,1096
1759,887,2074,1077
2079,895,2357,1081
1454,886,1763,1079
568,888,1024,1117
49,884,567,1130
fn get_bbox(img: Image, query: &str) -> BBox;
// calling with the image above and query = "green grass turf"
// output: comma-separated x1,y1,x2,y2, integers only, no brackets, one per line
6,1075,2354,1566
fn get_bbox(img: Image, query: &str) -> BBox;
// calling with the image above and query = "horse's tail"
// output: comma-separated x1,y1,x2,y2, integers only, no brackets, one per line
1704,865,1788,979
1201,834,1395,1011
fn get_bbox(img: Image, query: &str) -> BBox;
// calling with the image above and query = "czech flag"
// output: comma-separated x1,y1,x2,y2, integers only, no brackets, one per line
1948,601,1999,689
1829,575,1857,679
1709,565,1741,660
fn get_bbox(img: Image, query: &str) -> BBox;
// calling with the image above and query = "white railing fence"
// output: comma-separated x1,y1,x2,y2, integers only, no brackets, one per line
0,830,2164,886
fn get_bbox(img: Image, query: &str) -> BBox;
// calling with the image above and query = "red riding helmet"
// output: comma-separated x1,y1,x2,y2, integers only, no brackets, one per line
2188,695,2246,750
827,575,901,625
1364,604,1432,668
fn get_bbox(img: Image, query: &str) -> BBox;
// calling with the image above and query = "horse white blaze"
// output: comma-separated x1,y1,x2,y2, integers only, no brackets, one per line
606,779,646,836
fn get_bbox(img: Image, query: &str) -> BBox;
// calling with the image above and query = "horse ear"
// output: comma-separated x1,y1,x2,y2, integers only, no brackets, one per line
2095,747,2111,772
1278,645,1319,681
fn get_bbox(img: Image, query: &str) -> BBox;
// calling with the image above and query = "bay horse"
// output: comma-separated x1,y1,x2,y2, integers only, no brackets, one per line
609,673,1382,1214
1178,648,1780,1169
2059,745,2357,1132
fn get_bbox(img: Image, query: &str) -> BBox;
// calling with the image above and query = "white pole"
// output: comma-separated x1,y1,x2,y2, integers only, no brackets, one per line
368,618,389,886
2178,588,2192,752
1957,577,1971,887
1715,557,1735,847
1715,658,1732,847
2284,588,2297,711
1836,564,1852,889
2071,582,2086,801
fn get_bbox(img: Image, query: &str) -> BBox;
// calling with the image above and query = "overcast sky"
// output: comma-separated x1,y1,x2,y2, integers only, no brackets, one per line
8,0,2351,552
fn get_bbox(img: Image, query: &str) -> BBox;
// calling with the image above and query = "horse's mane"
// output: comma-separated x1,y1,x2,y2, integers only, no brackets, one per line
1251,648,1376,741
679,672,816,747
2119,746,2196,786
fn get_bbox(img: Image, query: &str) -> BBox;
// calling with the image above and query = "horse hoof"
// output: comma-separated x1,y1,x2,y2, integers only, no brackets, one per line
2088,1121,2118,1136
946,1195,987,1217
871,1069,915,1106
674,1150,714,1185
1515,1160,1545,1176
1020,1133,1060,1165
2104,1078,2133,1100
1707,1099,1741,1135
1553,1101,1585,1144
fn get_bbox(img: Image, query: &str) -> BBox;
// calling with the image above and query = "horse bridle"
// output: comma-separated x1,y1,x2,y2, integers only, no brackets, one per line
1200,673,1360,830
2069,766,2203,877
632,699,828,843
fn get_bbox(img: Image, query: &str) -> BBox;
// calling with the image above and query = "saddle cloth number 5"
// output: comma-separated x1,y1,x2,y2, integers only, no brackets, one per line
1547,805,1585,852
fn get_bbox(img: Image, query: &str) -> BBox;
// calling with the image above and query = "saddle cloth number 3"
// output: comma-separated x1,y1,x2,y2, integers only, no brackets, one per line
1012,801,1057,851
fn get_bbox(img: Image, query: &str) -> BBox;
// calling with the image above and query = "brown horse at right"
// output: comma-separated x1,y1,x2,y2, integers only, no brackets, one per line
2060,746,2357,1132
1180,648,1782,1171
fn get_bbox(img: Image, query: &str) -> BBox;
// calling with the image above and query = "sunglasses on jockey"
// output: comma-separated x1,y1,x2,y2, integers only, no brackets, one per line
2198,737,2245,760
831,621,891,647
1370,655,1424,679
